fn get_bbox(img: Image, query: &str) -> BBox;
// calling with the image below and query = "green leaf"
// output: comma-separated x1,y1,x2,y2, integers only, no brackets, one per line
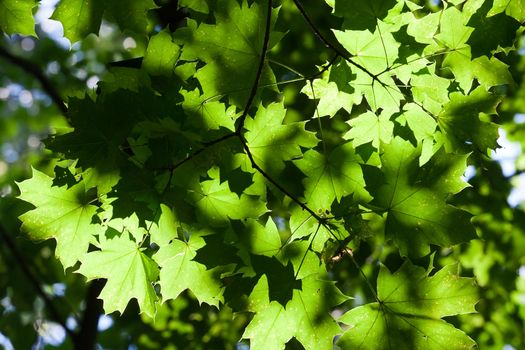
143,30,180,76
410,73,450,116
489,0,525,22
77,229,159,318
243,273,348,350
438,87,501,154
276,240,321,280
288,207,347,253
470,56,514,88
406,11,440,44
46,90,163,171
333,0,401,31
401,103,438,165
0,0,36,35
153,235,224,307
181,88,236,131
365,137,477,256
434,6,514,91
177,0,282,107
435,7,473,50
149,204,179,246
294,143,371,211
17,168,103,268
344,110,394,149
338,261,478,349
467,1,521,57
51,0,105,43
244,102,318,174
432,7,475,90
179,0,209,13
334,23,400,75
443,52,514,91
301,66,359,118
105,0,156,34
236,217,282,257
186,167,267,227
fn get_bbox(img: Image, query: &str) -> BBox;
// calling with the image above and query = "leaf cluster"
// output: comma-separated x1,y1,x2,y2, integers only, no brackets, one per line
4,0,524,348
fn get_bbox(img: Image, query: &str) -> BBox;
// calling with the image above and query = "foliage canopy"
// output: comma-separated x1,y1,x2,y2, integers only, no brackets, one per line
1,0,525,349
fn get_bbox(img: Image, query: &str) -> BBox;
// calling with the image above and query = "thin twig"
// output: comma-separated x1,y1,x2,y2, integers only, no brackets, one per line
165,132,236,171
240,136,323,222
235,0,274,133
0,45,68,115
291,0,378,82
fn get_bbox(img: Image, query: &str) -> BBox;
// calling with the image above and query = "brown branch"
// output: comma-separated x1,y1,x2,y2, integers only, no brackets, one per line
73,279,105,350
0,224,77,340
0,45,68,115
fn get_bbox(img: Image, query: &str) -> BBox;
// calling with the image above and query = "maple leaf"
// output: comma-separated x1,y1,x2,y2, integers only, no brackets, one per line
365,137,477,256
154,234,224,307
181,88,236,131
77,225,159,318
0,0,36,36
338,261,478,349
332,0,402,31
243,273,349,350
334,22,400,75
186,167,267,227
301,70,359,117
176,0,282,107
45,90,151,170
8,0,521,345
244,102,318,174
235,217,282,257
288,207,347,253
294,143,371,212
438,87,501,154
51,0,105,43
143,30,180,76
400,103,438,165
410,73,450,116
105,0,156,35
488,0,525,21
17,168,103,268
333,22,405,111
344,110,394,149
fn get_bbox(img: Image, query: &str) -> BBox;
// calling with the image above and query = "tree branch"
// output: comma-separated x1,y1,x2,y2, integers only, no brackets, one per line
0,45,68,115
0,224,76,340
233,0,324,221
73,279,105,350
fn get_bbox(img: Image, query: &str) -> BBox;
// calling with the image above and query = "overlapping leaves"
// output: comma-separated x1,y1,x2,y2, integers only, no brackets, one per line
12,0,522,348
338,261,478,349
365,137,477,256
